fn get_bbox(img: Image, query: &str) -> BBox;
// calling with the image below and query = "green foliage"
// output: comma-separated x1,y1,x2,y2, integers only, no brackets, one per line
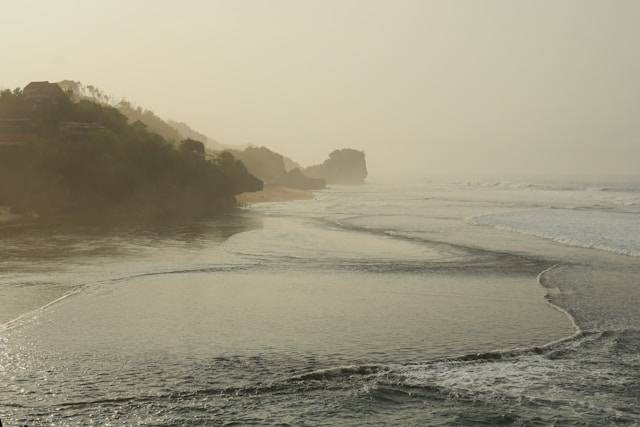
180,138,206,158
116,100,184,142
0,88,262,218
0,89,27,117
56,80,228,152
168,119,223,150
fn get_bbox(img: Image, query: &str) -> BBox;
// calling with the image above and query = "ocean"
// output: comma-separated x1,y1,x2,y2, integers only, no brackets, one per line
1,176,639,425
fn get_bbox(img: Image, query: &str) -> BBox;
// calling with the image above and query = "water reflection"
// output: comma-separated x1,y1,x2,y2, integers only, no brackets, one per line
0,212,262,324
0,212,262,264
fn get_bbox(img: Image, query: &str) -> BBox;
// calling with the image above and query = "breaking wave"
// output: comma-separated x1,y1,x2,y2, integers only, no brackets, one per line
469,208,640,257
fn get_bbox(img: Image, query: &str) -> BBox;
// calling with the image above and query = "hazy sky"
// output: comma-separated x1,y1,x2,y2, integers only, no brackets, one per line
2,0,639,178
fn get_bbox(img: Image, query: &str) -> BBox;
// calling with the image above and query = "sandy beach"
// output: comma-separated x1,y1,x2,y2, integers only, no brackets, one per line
235,185,314,206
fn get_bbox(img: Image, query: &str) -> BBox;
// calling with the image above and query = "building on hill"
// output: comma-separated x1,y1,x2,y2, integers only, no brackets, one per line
0,82,103,143
23,81,66,111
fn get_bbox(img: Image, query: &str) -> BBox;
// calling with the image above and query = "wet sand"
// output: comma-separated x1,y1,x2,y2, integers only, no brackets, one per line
236,185,314,206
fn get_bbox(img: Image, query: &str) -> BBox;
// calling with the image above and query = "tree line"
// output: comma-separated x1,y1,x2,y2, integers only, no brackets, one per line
0,87,262,219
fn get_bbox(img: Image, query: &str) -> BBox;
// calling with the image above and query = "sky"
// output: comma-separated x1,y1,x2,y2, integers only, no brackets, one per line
1,0,639,179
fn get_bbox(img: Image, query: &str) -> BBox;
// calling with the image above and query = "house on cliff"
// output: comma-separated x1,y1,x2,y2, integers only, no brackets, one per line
0,82,104,143
23,81,66,111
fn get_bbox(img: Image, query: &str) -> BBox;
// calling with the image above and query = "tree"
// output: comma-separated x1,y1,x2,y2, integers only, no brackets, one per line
180,138,205,158
0,86,263,218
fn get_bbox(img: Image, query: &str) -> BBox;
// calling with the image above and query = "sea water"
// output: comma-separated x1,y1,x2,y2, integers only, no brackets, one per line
1,176,639,425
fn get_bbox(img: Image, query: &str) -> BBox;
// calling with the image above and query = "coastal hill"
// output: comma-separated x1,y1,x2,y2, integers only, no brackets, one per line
57,80,228,151
55,81,367,189
228,146,325,190
0,81,370,219
304,149,368,184
0,82,262,219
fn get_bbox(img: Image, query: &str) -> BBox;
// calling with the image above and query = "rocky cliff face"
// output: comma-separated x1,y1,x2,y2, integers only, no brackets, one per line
304,149,367,185
275,168,325,190
228,146,286,184
229,146,325,190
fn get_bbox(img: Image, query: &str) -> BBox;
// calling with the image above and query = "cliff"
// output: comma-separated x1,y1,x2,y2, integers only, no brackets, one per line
275,168,325,190
0,83,263,219
58,80,226,150
229,146,325,190
304,149,367,185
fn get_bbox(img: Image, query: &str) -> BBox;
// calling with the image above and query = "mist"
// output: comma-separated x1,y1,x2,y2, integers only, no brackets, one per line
4,3,640,424
2,0,639,179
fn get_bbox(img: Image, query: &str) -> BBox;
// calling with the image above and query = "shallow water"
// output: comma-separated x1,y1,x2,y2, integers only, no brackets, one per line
1,176,639,425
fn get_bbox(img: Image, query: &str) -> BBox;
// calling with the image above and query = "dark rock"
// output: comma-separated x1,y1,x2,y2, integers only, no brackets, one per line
276,168,325,190
229,146,324,190
304,148,367,184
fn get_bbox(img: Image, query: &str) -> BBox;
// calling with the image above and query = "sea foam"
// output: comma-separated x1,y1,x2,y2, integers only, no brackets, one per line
470,208,640,257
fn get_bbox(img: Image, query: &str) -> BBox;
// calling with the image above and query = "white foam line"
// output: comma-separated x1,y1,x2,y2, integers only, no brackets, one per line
0,264,254,333
395,264,586,364
536,264,583,348
468,214,640,257
1,287,83,332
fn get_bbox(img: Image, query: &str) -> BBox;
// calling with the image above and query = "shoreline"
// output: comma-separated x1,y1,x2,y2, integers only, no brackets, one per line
236,185,315,206
535,264,583,348
433,264,583,362
236,186,578,358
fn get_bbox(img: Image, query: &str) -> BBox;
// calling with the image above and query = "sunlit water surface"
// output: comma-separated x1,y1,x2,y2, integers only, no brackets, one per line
1,176,639,425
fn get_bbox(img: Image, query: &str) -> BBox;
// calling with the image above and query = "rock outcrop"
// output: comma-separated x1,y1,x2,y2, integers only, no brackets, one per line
228,146,286,184
304,149,367,185
229,146,325,190
275,168,325,190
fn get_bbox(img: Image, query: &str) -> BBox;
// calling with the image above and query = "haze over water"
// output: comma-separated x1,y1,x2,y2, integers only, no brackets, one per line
2,1,640,425
2,176,639,424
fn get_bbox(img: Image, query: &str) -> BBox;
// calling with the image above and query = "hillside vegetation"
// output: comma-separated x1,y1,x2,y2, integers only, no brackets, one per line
0,85,262,219
57,80,225,150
